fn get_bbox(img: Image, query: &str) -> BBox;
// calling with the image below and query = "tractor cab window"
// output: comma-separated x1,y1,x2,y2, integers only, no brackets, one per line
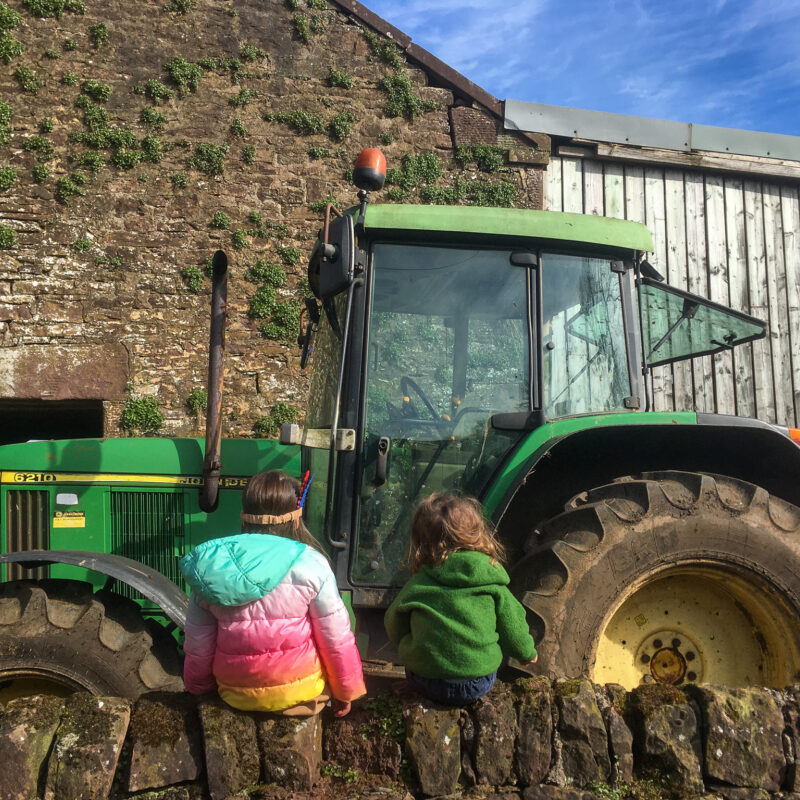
356,243,529,586
541,253,631,418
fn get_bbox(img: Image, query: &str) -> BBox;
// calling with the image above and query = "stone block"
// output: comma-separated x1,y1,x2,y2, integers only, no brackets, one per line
256,712,322,791
44,693,131,800
125,692,203,793
513,676,554,787
198,698,261,800
402,698,462,797
472,682,517,785
0,694,64,800
554,678,611,787
628,684,704,796
690,685,786,791
322,707,402,776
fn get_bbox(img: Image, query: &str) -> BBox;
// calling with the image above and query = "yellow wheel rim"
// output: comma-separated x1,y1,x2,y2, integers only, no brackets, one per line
593,565,800,689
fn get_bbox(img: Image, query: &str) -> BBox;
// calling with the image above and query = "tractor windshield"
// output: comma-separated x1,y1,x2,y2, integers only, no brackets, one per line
356,243,529,586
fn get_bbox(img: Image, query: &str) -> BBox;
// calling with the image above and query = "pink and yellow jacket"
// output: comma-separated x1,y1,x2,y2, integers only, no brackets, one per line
180,533,366,712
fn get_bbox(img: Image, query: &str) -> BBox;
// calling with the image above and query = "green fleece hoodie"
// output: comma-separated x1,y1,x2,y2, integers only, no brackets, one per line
384,550,536,679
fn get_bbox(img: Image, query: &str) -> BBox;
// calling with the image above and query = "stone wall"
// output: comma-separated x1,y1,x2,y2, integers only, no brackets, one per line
4,678,800,799
0,0,547,441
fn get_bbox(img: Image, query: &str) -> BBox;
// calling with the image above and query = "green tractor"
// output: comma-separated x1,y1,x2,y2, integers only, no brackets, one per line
3,148,800,699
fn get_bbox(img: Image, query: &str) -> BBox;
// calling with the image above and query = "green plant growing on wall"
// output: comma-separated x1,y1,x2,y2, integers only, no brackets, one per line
38,118,54,133
0,222,15,248
242,144,255,164
32,163,49,183
308,195,339,212
379,132,394,146
89,22,108,47
266,110,324,135
320,764,360,784
78,151,104,172
229,88,259,108
163,0,195,13
96,254,123,268
140,135,162,163
307,145,330,160
229,117,247,138
277,245,301,267
328,111,356,141
23,135,54,162
141,79,173,102
320,96,333,108
455,144,507,172
240,44,267,62
81,79,112,103
15,66,43,94
140,107,166,131
309,14,325,34
110,148,141,170
71,235,92,252
61,71,77,85
327,67,353,89
55,173,86,204
247,210,263,226
386,152,442,193
244,259,285,287
231,228,247,250
211,211,230,229
120,395,164,435
308,0,326,9
23,0,85,19
188,142,228,176
44,48,59,58
253,402,298,438
379,73,438,121
181,264,204,292
284,0,298,9
293,13,310,43
258,300,300,340
0,100,11,146
0,165,15,190
171,172,188,189
362,29,402,69
249,284,275,318
0,2,23,64
418,176,517,208
186,388,208,415
164,56,203,94
63,37,77,51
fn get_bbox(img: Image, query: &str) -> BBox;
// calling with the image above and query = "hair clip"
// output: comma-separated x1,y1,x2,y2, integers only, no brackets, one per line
297,471,314,509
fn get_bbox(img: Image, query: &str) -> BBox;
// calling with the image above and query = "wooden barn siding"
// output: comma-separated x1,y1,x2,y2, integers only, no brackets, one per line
545,156,800,427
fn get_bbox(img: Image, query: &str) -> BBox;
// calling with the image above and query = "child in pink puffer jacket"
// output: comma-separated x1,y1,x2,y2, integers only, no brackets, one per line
180,470,366,716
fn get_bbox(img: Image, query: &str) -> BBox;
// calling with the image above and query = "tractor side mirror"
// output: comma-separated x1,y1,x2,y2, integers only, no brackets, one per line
308,214,355,300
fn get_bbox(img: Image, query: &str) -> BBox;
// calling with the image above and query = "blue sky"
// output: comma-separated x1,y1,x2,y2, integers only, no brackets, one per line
364,0,800,137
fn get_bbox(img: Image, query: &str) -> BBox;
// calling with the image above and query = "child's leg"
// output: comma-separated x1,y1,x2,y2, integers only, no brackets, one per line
405,670,496,706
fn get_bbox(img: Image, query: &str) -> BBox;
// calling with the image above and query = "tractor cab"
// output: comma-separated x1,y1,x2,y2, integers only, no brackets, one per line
294,151,766,599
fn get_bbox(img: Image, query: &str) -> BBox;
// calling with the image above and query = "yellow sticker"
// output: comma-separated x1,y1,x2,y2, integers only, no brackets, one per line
53,511,86,529
634,614,647,627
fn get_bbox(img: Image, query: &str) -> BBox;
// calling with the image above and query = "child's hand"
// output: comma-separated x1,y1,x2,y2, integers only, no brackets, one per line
333,699,352,717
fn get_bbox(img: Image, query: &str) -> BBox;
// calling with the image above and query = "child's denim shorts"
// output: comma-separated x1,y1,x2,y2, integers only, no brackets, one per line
405,669,496,706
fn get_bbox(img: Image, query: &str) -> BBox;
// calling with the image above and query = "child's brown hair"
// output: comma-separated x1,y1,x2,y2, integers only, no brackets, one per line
241,470,323,553
406,492,505,573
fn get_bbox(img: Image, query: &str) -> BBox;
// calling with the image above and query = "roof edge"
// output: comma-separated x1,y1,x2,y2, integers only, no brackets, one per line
330,0,501,118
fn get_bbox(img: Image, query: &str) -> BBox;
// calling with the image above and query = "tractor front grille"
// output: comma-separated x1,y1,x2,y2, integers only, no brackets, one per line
5,490,50,580
110,491,186,602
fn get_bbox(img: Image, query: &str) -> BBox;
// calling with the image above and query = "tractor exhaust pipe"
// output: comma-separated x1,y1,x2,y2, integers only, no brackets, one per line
199,250,228,513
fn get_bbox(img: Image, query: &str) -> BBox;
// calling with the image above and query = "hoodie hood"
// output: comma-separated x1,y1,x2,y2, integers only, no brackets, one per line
422,550,509,589
179,533,306,606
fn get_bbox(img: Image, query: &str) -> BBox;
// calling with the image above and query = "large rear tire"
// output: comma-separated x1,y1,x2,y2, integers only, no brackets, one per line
0,579,184,698
510,471,800,689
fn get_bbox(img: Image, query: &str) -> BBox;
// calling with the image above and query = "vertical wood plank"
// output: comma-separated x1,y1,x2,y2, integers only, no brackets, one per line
685,172,713,412
644,168,671,411
561,158,583,214
780,185,800,426
706,175,734,415
545,156,563,212
604,163,624,220
763,183,794,427
624,167,645,224
724,178,755,418
663,169,693,412
744,181,776,423
583,160,604,216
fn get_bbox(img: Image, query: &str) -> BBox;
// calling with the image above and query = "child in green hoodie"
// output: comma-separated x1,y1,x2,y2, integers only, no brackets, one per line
384,492,537,706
